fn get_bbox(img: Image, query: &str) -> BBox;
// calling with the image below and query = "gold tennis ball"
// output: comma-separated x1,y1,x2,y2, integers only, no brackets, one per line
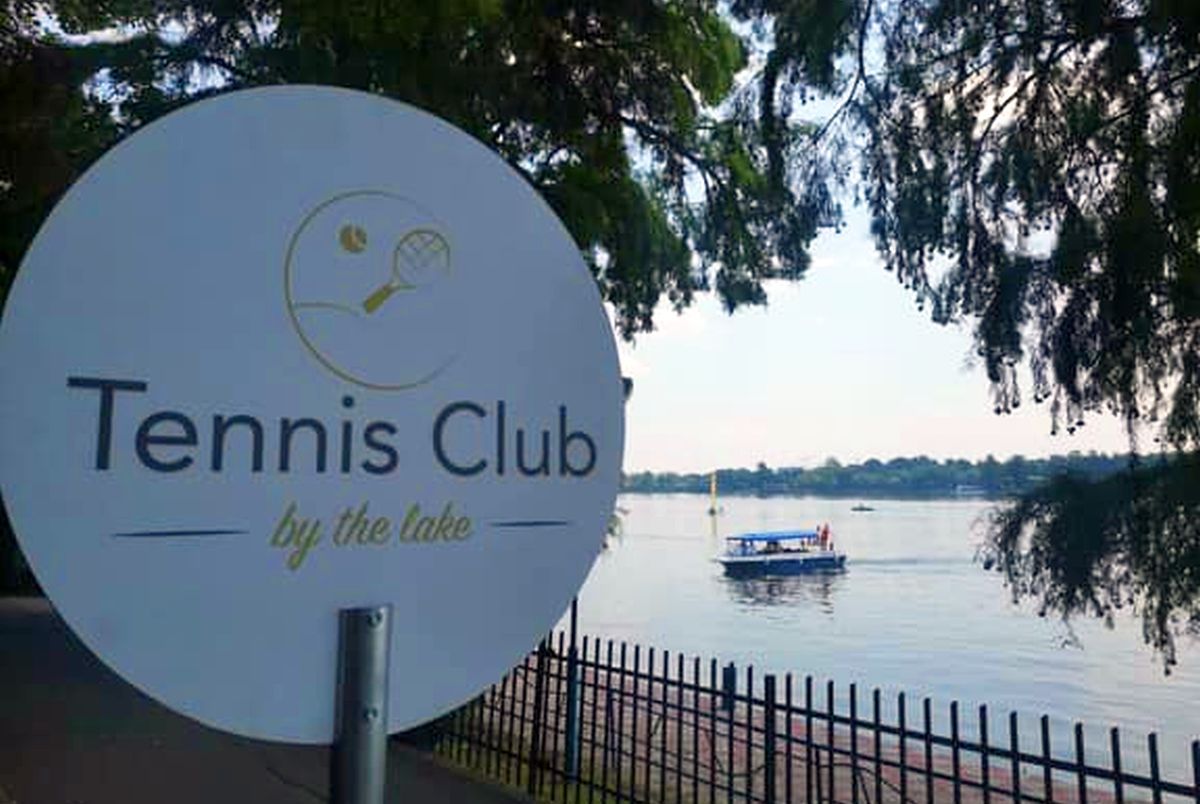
338,223,368,253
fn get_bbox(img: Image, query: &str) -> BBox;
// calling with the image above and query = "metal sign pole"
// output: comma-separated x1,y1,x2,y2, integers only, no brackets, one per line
564,598,581,779
331,605,392,804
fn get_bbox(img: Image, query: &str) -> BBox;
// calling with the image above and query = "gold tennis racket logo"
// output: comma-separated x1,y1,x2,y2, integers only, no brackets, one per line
284,191,458,391
361,228,451,313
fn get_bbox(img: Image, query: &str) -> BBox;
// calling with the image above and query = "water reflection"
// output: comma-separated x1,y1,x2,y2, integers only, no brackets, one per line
720,570,846,614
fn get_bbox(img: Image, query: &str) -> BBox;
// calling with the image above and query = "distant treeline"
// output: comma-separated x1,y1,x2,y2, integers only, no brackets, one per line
622,452,1138,498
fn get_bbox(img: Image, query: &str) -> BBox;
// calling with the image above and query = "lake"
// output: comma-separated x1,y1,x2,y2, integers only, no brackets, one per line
567,494,1200,780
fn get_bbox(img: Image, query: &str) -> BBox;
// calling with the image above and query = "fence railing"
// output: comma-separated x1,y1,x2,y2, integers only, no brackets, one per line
420,631,1200,804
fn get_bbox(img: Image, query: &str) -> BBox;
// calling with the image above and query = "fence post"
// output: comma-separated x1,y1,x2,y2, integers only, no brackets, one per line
527,639,549,797
564,600,581,780
722,662,737,713
765,674,778,804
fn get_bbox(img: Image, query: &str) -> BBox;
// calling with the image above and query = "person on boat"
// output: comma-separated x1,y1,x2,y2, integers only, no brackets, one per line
764,539,781,554
819,523,831,551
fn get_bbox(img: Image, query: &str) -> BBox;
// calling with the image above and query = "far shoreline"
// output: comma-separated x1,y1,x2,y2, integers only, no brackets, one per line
618,489,1009,502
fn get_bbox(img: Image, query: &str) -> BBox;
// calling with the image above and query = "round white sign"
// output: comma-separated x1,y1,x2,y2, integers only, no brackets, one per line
0,86,624,743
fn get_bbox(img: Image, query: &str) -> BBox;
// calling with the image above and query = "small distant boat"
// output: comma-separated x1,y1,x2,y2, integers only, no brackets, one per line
851,504,874,512
716,524,846,576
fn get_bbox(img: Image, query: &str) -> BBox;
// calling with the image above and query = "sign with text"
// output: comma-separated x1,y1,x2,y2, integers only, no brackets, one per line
0,86,624,742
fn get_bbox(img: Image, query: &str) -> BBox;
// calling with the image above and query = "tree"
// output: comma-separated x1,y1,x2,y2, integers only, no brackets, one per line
1,0,859,591
4,0,1197,667
986,454,1198,666
0,0,849,336
1,5,121,309
854,0,1200,667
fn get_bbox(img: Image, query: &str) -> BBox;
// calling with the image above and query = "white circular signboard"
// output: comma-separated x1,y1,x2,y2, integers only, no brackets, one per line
0,86,624,743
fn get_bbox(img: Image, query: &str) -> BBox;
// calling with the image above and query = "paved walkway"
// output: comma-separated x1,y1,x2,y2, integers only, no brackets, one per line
0,597,530,804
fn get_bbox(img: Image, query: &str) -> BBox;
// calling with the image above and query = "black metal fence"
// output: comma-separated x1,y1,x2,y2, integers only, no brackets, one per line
424,631,1200,804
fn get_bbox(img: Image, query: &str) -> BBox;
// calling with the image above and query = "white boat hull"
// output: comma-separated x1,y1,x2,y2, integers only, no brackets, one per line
717,550,846,575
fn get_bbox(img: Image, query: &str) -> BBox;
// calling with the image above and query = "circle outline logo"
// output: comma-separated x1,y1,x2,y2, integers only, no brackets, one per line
283,189,457,391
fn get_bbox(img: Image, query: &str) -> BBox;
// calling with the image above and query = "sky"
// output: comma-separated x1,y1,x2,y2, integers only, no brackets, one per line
614,205,1133,474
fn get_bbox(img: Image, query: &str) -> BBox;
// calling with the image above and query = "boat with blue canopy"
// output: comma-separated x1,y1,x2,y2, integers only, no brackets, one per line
716,524,846,575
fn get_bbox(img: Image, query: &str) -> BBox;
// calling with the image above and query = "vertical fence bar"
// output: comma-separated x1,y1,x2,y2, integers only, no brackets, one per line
827,681,836,804
805,677,814,804
785,675,794,804
923,698,933,804
1040,715,1052,804
1109,728,1123,804
616,643,628,803
499,668,515,785
1192,740,1199,804
520,648,535,792
746,665,754,804
677,653,686,803
570,599,578,647
565,631,582,784
849,683,859,804
694,657,702,804
873,689,882,804
950,701,961,804
711,658,719,804
475,691,484,763
445,699,456,762
480,686,489,768
1075,723,1087,804
465,691,478,766
1010,713,1021,804
496,676,508,774
663,650,672,804
516,654,532,776
1149,732,1162,804
461,692,475,769
586,638,601,804
474,690,485,765
484,681,499,775
573,640,585,804
546,636,559,798
647,647,658,800
899,692,909,804
980,705,990,804
462,694,475,768
551,631,567,802
1191,740,1199,804
492,681,506,777
662,648,672,804
728,664,737,804
648,653,659,802
630,644,642,801
456,691,470,768
765,675,777,804
600,641,613,801
468,686,483,769
528,640,549,798
453,690,467,765
545,635,559,800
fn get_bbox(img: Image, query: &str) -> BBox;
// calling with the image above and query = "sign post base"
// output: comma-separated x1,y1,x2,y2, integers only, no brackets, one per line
331,605,392,804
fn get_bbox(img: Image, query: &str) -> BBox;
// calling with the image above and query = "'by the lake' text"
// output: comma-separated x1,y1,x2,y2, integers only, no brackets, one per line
270,501,473,570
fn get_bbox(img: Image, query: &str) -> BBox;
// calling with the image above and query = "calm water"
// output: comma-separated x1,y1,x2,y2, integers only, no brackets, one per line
568,494,1200,779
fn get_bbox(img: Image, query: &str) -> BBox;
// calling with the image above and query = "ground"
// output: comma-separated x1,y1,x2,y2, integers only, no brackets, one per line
0,597,529,804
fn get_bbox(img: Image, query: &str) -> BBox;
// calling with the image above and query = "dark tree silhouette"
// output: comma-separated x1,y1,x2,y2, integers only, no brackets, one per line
854,0,1200,667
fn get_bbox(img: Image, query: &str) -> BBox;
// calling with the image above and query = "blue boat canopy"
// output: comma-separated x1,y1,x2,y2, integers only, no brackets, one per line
726,530,819,542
